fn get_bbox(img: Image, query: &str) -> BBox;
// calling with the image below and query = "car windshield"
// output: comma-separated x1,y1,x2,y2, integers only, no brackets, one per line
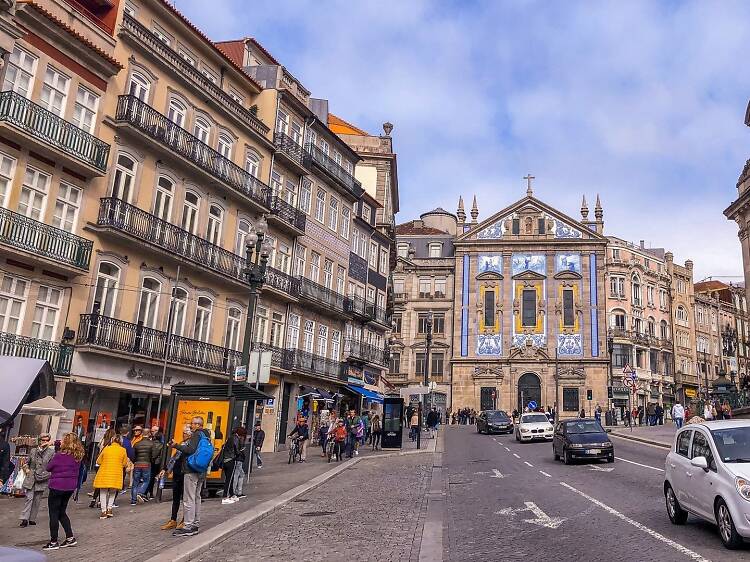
710,427,750,463
522,414,549,424
566,420,603,434
486,411,509,421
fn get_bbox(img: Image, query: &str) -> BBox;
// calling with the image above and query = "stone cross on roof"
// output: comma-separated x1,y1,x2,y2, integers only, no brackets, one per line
524,174,535,197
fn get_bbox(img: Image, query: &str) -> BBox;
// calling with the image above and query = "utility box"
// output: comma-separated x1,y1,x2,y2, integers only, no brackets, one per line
381,396,404,449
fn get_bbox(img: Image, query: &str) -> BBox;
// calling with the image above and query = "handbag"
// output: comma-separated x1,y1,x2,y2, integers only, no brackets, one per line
13,469,25,490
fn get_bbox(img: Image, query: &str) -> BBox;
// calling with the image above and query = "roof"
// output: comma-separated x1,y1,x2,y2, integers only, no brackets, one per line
396,222,448,236
422,207,454,216
328,113,368,136
695,280,730,293
688,420,750,431
214,39,245,66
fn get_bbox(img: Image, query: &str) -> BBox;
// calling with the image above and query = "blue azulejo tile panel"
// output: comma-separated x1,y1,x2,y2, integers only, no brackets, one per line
557,333,582,356
477,334,502,355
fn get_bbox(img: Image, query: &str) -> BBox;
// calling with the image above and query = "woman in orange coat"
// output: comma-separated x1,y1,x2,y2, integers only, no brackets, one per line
93,435,130,519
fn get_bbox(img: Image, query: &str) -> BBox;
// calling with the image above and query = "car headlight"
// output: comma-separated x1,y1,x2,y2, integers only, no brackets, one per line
569,443,585,448
736,477,750,501
521,428,531,433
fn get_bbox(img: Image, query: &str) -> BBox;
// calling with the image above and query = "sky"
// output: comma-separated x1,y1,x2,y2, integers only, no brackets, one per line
176,0,750,281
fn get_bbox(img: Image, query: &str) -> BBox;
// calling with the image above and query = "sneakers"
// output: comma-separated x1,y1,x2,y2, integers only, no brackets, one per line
136,494,146,504
42,542,59,551
106,509,113,518
88,500,96,509
130,501,137,506
173,527,198,537
354,450,359,456
19,520,28,528
60,537,78,548
229,495,239,502
161,519,177,530
29,521,36,526
221,497,236,505
237,494,247,499
99,513,108,520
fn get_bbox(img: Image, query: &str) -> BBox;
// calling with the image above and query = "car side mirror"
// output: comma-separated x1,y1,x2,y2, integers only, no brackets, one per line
690,456,709,471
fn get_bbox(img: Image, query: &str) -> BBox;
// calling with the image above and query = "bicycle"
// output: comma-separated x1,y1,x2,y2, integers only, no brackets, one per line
288,437,302,464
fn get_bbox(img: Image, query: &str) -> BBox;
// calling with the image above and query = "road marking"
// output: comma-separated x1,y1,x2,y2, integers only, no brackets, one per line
524,461,534,467
539,471,552,478
504,447,510,451
589,465,615,472
513,453,520,458
559,482,711,562
496,502,565,529
615,457,664,472
474,468,505,479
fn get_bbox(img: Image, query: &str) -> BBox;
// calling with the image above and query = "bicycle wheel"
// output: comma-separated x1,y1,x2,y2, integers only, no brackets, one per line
288,444,294,464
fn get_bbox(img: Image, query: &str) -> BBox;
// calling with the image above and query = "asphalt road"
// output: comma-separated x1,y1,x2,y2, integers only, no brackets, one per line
445,424,750,562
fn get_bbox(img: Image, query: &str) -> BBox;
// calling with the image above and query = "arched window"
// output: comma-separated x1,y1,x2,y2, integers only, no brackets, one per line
170,287,188,337
611,309,626,331
93,262,120,316
193,296,212,342
235,219,251,256
245,152,260,178
128,71,149,101
225,306,242,350
153,175,174,221
217,133,233,159
167,98,187,127
632,309,643,334
180,191,200,234
206,204,223,245
647,317,655,337
137,277,161,328
112,154,136,202
677,306,688,326
193,117,210,144
660,320,669,341
631,274,641,306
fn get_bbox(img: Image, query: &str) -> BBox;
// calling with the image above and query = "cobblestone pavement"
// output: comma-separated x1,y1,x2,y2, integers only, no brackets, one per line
195,454,432,562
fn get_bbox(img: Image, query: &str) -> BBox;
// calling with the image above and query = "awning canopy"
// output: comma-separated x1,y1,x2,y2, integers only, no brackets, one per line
170,383,272,401
20,396,67,417
345,385,384,404
0,357,53,426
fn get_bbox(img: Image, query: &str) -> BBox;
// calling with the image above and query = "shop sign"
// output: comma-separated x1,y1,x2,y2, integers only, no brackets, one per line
364,370,378,385
127,365,171,386
612,386,630,396
347,366,363,380
684,388,697,398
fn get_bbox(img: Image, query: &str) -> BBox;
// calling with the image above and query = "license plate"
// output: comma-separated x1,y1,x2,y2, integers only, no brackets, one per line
586,449,601,454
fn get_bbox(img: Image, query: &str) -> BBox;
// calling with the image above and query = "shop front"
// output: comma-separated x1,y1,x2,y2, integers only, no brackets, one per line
611,385,631,422
682,385,699,408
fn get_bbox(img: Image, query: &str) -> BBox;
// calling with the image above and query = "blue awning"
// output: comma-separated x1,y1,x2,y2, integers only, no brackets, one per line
345,385,384,404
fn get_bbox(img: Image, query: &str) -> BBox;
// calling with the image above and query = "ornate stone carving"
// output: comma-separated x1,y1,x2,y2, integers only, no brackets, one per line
473,365,504,379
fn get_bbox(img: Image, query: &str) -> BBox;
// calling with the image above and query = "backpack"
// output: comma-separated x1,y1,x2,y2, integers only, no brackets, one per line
186,432,213,473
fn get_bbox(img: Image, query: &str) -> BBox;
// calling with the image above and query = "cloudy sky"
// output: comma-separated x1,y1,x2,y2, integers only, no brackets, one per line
177,0,750,281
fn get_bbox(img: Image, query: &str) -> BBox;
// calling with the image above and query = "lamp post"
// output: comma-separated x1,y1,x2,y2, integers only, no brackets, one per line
607,330,614,413
239,215,272,477
418,311,433,451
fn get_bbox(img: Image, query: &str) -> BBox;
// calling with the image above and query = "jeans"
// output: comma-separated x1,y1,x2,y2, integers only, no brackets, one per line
231,464,244,497
674,417,684,429
131,467,151,502
183,472,204,530
222,460,237,498
170,474,184,521
254,448,263,467
48,488,73,542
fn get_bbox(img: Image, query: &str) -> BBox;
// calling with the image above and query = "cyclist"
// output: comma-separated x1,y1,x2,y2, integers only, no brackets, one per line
288,417,310,463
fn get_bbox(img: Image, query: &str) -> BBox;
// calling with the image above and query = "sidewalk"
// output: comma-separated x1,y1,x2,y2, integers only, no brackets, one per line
610,423,677,448
0,430,435,561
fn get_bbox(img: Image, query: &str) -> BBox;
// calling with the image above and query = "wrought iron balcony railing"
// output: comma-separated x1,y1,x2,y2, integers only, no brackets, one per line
0,90,110,172
273,131,307,169
347,295,390,327
298,277,351,315
265,266,300,297
267,194,306,232
343,338,389,366
77,313,241,375
120,14,268,138
0,331,73,375
0,206,93,270
304,143,363,198
288,348,346,381
115,95,271,209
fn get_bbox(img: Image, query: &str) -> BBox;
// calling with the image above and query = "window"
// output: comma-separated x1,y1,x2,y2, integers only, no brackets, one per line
415,352,426,376
521,289,537,327
123,2,136,17
330,329,341,360
52,182,81,233
270,170,283,197
359,231,369,259
677,279,686,294
676,430,692,457
431,352,444,376
650,349,659,374
128,72,150,101
562,289,574,327
200,66,217,84
18,166,49,220
305,129,316,147
254,307,267,343
341,206,351,239
612,344,629,368
181,191,200,234
362,204,371,223
512,218,520,235
170,287,188,336
177,46,197,66
112,154,136,202
299,180,312,214
225,307,242,351
337,266,346,294
151,24,172,46
647,317,656,337
397,243,409,258
94,262,119,316
433,313,445,334
193,117,210,143
270,312,284,347
333,151,342,166
295,245,306,277
428,243,442,258
284,179,296,206
276,109,289,134
392,314,402,333
419,278,431,298
0,152,16,207
0,274,27,334
320,139,330,156
377,291,385,311
676,306,689,326
390,352,401,374
328,197,339,231
484,290,496,329
631,275,642,306
217,133,233,159
153,176,174,221
690,431,714,469
612,310,626,330
379,248,388,274
697,306,705,325
633,310,643,334
323,259,333,289
660,320,669,341
245,152,260,178
137,277,161,328
291,121,303,145
317,325,328,357
167,98,187,127
647,285,655,306
206,204,223,245
351,229,360,256
72,86,99,133
612,248,621,260
659,288,668,309
287,314,300,348
367,286,376,304
310,252,320,281
303,320,314,353
3,47,37,98
418,314,432,334
276,243,291,273
562,387,580,412
315,189,325,222
369,242,378,270
609,276,624,298
234,220,251,256
538,218,546,234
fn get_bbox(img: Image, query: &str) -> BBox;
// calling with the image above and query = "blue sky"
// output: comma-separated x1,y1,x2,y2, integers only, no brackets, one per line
177,0,750,281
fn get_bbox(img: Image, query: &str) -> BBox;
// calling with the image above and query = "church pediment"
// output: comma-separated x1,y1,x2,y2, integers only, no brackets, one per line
553,270,582,280
512,270,546,281
477,271,504,281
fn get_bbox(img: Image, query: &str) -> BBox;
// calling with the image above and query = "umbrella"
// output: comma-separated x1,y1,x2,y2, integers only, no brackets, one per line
20,395,67,416
0,357,53,425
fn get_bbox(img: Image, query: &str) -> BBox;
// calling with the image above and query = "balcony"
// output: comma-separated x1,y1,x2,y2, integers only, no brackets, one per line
264,266,300,302
393,292,407,303
304,143,363,199
267,194,306,235
119,14,269,141
77,313,240,376
610,329,665,348
114,95,270,211
677,372,700,386
347,295,390,328
298,277,352,318
0,90,110,176
273,131,309,175
0,331,73,375
288,349,346,382
343,338,389,367
0,206,92,272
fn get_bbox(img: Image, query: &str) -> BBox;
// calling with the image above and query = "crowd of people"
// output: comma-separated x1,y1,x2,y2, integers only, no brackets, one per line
314,408,383,460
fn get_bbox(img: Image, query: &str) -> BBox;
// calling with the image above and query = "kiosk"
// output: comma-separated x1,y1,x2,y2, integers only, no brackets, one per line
381,396,404,449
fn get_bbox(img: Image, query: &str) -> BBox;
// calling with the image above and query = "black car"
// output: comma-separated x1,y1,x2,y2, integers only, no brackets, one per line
552,418,614,464
476,410,514,434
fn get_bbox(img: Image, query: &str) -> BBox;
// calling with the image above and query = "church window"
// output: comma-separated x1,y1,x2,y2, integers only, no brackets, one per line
484,289,495,329
512,218,520,235
562,289,574,327
522,289,536,327
538,218,546,234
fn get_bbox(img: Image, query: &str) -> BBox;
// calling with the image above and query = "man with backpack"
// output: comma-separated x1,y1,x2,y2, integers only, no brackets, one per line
170,416,211,537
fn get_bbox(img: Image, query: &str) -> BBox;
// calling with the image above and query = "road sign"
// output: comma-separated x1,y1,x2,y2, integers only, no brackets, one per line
623,364,636,382
527,400,537,410
233,365,247,382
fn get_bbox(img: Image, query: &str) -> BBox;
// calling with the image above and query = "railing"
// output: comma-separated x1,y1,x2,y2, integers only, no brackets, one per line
304,143,363,197
0,90,110,172
611,329,670,349
288,348,346,381
393,293,407,302
77,314,241,375
0,206,93,269
273,131,307,168
250,341,294,370
0,331,73,375
267,194,306,232
343,338,389,366
265,266,300,297
120,14,268,138
115,95,271,209
347,295,389,326
298,277,351,314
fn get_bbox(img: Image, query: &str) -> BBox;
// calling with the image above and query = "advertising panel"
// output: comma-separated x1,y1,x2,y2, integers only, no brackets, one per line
171,398,229,480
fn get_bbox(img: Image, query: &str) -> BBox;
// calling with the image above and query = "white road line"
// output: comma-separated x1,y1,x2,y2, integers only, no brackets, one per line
559,482,711,562
524,461,534,467
513,453,520,458
615,457,664,472
539,471,552,478
504,447,510,451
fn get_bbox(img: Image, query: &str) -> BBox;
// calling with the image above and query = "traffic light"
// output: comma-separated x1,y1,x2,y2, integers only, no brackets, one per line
586,389,593,401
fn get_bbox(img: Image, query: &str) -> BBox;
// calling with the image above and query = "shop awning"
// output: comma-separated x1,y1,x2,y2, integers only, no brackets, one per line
0,356,53,426
20,396,67,416
170,383,272,401
345,385,384,404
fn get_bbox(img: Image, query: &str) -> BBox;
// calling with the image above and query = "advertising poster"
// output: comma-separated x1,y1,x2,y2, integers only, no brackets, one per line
56,409,75,441
73,410,89,441
172,399,229,480
95,412,112,429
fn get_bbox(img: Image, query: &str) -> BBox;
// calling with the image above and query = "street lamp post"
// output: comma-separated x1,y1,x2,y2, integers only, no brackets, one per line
607,331,614,416
418,311,434,451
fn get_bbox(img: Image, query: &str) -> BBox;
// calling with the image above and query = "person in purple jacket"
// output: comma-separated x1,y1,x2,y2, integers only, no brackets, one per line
43,433,85,551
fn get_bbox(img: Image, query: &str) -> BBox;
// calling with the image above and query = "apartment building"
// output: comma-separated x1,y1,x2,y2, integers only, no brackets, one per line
668,254,697,404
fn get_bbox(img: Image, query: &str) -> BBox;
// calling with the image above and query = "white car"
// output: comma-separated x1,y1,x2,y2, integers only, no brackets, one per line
665,420,750,549
515,412,554,442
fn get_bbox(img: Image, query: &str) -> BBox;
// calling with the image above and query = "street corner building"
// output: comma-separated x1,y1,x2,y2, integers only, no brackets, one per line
392,184,611,418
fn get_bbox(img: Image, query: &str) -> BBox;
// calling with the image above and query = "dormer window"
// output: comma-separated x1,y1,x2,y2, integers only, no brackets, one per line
428,242,442,258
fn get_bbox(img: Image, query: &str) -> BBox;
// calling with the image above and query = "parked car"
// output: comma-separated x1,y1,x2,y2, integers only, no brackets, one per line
476,410,514,434
515,412,554,442
552,418,614,464
665,420,750,549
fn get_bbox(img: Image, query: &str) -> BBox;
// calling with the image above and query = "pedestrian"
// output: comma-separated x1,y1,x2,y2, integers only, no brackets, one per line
646,403,656,426
409,408,419,442
624,408,631,427
220,427,244,504
93,434,130,519
345,409,362,458
703,402,714,421
289,416,310,462
637,406,644,426
722,400,733,420
594,404,602,425
147,425,164,499
43,433,84,551
406,405,414,428
362,411,371,446
130,425,155,505
19,433,54,527
656,403,664,425
159,425,191,531
171,416,211,537
371,413,382,450
672,401,685,429
426,407,439,438
579,408,586,418
332,420,347,461
251,420,264,469
230,427,247,500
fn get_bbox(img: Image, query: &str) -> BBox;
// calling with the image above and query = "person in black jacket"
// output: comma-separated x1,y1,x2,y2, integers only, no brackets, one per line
220,427,244,504
252,421,265,469
170,417,208,537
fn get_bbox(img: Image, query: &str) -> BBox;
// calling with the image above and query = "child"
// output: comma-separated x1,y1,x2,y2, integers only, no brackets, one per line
333,421,347,461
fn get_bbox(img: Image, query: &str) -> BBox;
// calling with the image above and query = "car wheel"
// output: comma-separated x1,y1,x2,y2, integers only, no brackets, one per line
665,484,687,525
716,498,744,549
563,447,572,465
606,454,614,463
477,425,481,434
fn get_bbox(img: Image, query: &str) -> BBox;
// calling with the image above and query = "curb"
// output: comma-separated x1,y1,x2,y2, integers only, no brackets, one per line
144,445,435,562
610,431,671,450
